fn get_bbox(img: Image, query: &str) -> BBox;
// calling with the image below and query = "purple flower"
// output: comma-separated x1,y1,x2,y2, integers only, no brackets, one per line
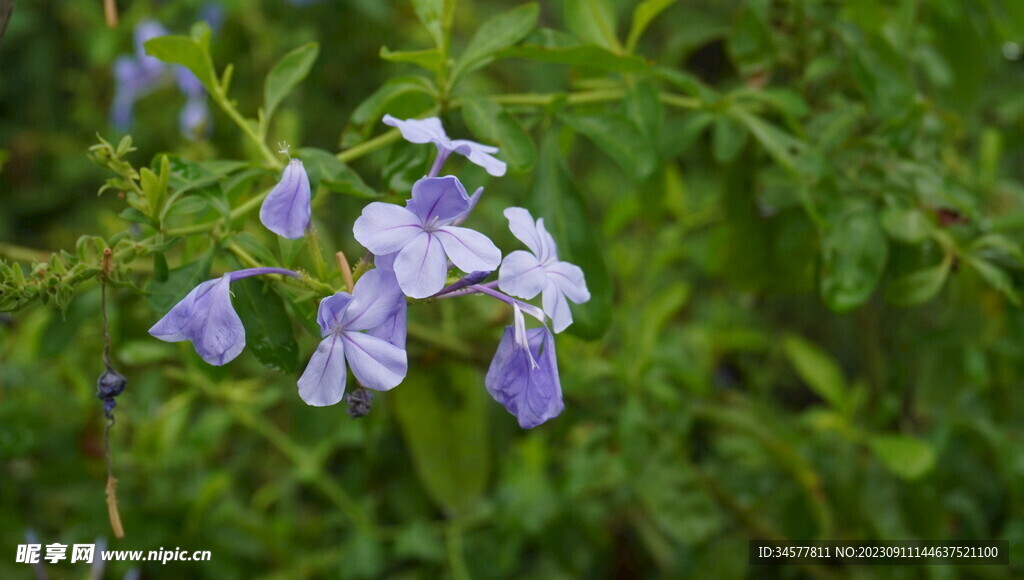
297,269,408,407
485,303,564,428
383,114,507,177
366,253,407,349
149,267,300,366
498,208,590,333
353,176,502,298
260,159,312,239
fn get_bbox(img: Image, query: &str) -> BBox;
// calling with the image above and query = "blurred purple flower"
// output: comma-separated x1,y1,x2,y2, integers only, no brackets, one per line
485,303,564,428
149,267,300,366
110,19,211,139
298,269,408,407
353,176,501,298
498,207,590,333
260,158,312,239
383,114,507,177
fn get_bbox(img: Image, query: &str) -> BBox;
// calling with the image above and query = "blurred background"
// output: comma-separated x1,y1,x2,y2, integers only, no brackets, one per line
3,0,1024,577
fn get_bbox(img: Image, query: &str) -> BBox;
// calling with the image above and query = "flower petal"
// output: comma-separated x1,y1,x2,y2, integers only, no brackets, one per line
367,297,407,349
342,331,407,391
534,217,559,264
545,260,590,304
316,292,353,336
542,280,573,333
297,335,347,407
451,139,507,177
353,202,424,254
259,159,312,239
451,186,483,227
405,176,471,225
394,232,448,298
187,275,246,365
434,225,502,273
343,269,405,331
503,207,545,257
149,279,211,342
498,250,546,299
485,326,564,428
383,114,450,146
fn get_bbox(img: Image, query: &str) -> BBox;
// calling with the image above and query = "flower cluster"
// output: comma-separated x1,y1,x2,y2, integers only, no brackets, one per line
111,20,210,139
150,116,590,428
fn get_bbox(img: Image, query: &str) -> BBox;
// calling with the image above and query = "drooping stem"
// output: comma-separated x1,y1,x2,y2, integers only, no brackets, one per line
428,147,452,178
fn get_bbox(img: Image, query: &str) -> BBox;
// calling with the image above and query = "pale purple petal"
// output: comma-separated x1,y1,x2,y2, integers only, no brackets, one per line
148,279,210,341
149,275,246,365
367,297,407,349
188,276,245,365
504,207,545,257
534,217,559,264
545,261,590,304
383,115,450,146
353,203,424,254
174,67,205,97
451,139,507,177
316,292,353,335
367,254,409,346
394,232,449,298
451,187,483,226
498,250,547,299
179,96,209,138
433,225,502,273
297,335,347,406
134,20,171,72
341,331,407,391
260,159,312,239
485,326,563,428
542,280,573,333
405,176,470,225
342,269,405,331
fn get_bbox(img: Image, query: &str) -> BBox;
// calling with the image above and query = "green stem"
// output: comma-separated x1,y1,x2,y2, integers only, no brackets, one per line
211,87,282,170
445,523,471,580
335,129,403,162
165,186,274,237
306,227,329,281
659,93,701,109
0,243,52,263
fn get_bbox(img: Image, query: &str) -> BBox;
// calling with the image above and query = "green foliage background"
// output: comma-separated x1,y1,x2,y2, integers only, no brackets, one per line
3,0,1024,577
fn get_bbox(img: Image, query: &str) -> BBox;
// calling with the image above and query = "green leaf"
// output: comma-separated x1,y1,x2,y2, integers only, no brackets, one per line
460,97,537,172
379,46,444,73
393,362,489,516
782,334,847,410
529,131,613,339
230,232,280,267
564,0,623,53
966,255,1022,306
562,113,657,181
144,32,216,93
711,115,747,164
730,107,808,176
880,206,932,244
231,276,299,373
626,0,677,53
868,435,936,480
500,39,648,72
454,3,539,80
350,76,436,125
411,0,455,49
885,260,950,306
146,249,215,315
819,201,888,312
264,42,319,122
298,148,379,198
